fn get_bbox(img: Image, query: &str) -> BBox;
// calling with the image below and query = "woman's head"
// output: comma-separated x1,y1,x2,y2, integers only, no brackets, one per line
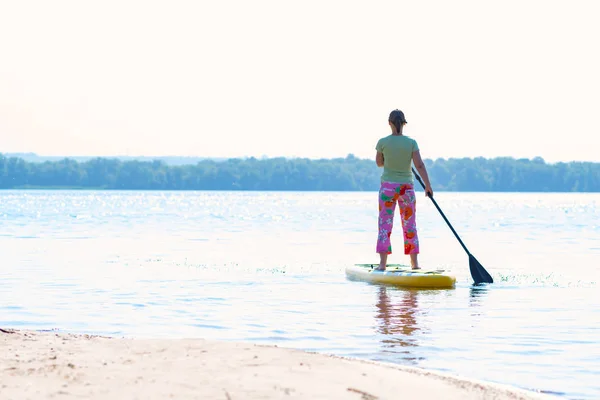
388,109,407,133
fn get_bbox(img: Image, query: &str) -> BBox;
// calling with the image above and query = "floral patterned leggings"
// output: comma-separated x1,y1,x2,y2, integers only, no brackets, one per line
376,182,419,255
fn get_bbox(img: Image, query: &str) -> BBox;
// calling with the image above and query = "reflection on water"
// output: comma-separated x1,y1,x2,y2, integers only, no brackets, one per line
374,284,492,366
468,284,490,315
374,286,423,364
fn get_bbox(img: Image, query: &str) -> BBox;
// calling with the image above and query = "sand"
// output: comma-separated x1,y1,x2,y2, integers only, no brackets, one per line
1,328,551,400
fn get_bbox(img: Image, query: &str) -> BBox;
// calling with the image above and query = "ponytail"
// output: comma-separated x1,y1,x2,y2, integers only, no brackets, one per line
388,109,407,133
391,119,403,133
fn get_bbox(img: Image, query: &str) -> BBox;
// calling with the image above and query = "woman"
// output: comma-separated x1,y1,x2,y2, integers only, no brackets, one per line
374,109,433,271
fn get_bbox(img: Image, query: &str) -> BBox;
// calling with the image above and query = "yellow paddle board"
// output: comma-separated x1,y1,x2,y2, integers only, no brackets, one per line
345,264,456,289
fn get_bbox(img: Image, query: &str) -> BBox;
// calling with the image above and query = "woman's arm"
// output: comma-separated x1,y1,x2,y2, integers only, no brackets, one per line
412,150,433,197
376,151,384,167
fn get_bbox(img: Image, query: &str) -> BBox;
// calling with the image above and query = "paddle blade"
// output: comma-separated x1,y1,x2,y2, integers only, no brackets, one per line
469,253,493,284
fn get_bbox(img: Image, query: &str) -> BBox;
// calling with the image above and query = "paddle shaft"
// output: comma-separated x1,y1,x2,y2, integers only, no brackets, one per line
411,167,471,255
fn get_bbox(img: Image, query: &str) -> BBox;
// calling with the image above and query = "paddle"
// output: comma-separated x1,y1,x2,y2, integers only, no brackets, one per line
411,167,493,284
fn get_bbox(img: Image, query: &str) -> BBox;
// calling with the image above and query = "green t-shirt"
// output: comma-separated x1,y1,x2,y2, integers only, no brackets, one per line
375,135,419,183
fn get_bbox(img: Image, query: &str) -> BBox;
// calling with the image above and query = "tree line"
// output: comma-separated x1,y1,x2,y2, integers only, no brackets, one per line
0,153,598,192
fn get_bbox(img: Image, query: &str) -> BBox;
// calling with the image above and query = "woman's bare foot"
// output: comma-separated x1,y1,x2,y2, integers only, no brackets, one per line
375,262,386,271
376,253,388,271
410,254,421,270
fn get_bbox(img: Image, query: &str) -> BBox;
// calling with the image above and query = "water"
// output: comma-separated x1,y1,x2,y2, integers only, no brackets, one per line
1,190,598,399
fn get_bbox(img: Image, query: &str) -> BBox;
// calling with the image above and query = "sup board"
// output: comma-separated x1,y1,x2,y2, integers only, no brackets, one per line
345,264,456,288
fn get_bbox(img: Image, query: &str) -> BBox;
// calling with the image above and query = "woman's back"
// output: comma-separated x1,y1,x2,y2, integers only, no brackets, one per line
375,134,419,184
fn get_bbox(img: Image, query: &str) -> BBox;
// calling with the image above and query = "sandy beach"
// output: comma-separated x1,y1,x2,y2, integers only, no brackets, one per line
0,328,552,400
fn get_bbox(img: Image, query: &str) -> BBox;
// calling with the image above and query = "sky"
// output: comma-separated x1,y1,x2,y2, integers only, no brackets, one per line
1,0,599,163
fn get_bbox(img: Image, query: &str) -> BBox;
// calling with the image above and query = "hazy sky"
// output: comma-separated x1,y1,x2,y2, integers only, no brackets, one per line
1,0,599,162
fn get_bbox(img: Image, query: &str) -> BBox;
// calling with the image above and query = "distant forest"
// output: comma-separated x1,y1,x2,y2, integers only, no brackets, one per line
0,153,599,192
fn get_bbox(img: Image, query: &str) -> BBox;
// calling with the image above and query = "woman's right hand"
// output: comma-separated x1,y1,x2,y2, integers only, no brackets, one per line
425,185,433,198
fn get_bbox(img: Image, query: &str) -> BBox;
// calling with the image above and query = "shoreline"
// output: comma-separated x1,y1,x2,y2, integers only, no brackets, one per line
1,328,553,399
